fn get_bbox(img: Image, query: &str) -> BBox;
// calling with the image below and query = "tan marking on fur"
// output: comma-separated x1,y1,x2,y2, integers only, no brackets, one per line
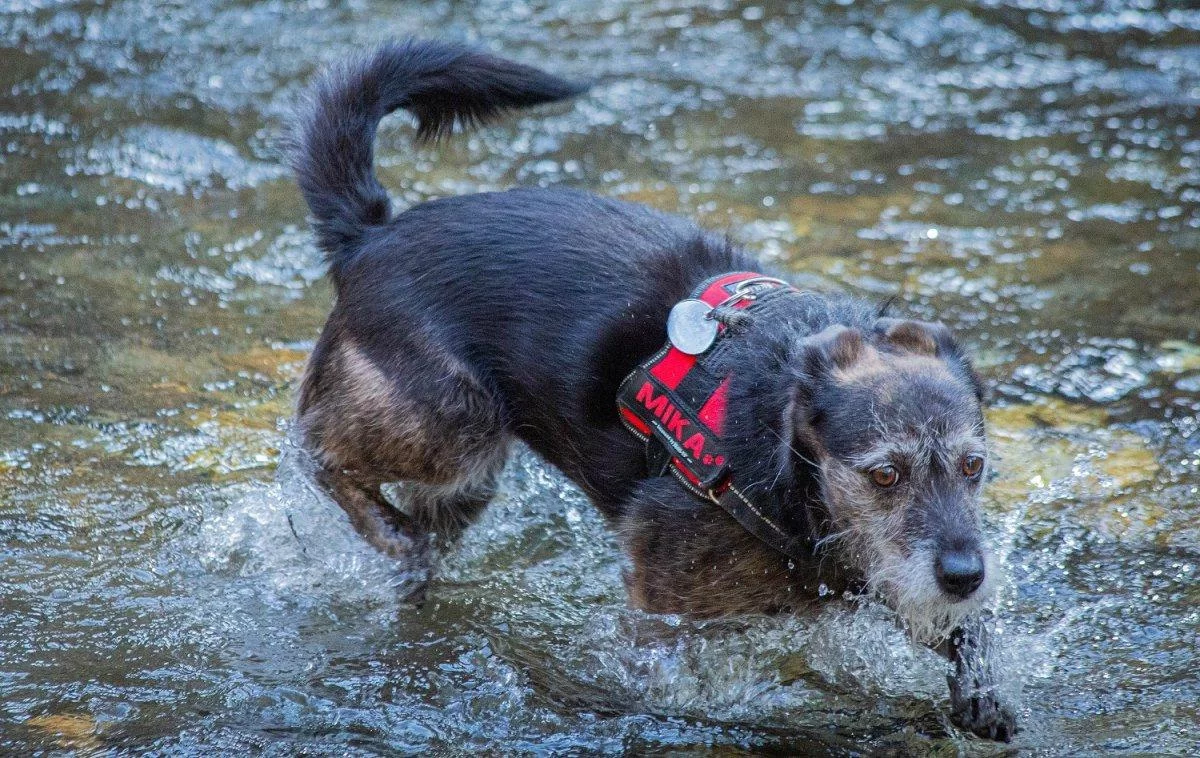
615,481,848,618
834,349,952,388
885,320,939,355
303,341,432,476
827,327,865,369
831,343,886,383
339,340,396,410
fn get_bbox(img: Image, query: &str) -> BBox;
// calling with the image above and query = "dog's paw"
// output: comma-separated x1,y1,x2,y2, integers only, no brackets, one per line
949,683,1016,742
396,567,431,604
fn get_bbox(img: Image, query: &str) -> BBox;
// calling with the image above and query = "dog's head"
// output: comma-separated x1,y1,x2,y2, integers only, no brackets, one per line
787,319,993,642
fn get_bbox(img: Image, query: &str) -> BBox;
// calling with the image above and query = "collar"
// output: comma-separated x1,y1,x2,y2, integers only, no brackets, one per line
616,271,816,562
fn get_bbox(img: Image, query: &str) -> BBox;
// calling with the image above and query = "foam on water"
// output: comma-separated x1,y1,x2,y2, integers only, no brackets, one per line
194,435,420,615
177,431,1063,751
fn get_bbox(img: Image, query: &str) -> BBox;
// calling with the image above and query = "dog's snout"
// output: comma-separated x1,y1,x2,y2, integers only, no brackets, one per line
935,549,985,599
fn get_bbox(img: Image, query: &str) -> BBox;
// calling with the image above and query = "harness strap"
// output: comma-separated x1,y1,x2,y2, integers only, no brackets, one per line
617,271,814,562
716,481,810,562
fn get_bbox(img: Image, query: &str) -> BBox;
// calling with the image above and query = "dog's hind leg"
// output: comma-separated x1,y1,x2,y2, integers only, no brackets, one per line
317,465,433,566
388,440,509,547
297,330,509,592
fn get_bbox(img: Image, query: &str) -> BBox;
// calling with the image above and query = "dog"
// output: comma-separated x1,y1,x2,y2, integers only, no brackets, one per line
288,39,1016,741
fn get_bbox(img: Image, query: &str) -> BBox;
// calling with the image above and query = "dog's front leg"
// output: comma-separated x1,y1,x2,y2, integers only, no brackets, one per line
939,617,1017,742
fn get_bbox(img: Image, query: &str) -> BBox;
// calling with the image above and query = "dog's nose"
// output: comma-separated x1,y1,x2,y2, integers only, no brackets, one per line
935,549,985,599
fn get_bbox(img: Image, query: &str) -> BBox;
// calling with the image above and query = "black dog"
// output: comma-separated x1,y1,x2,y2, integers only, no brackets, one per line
290,39,1016,741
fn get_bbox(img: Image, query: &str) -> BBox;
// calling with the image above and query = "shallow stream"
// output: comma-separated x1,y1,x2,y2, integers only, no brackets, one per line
2,0,1198,754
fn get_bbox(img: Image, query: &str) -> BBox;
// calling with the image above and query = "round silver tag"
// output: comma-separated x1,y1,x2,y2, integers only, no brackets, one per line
666,298,719,355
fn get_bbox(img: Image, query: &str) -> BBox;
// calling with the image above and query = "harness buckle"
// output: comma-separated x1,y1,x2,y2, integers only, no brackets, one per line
708,276,789,315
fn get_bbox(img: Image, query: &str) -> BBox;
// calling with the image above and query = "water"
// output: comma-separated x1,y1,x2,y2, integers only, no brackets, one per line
1,0,1197,754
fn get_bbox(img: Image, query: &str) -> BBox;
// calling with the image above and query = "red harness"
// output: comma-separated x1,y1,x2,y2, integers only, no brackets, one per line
617,272,814,561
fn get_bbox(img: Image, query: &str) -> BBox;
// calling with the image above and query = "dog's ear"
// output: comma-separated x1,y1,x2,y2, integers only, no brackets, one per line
800,324,866,376
786,325,867,456
873,317,953,356
874,317,987,402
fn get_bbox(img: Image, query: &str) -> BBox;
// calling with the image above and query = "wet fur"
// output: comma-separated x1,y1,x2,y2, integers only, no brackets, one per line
288,39,1015,741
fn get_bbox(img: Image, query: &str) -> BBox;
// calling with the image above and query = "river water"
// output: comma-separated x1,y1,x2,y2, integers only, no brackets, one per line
1,0,1198,754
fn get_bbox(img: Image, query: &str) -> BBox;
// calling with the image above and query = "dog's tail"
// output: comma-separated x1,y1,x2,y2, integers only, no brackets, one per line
291,39,585,266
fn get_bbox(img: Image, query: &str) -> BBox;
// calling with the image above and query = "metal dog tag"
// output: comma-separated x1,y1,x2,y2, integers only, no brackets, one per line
666,298,719,355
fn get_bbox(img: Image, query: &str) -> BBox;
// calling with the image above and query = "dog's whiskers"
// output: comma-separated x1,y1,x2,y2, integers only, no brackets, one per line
813,528,849,552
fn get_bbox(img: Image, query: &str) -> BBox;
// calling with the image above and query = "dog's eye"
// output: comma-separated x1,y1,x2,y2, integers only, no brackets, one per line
961,455,984,479
870,465,900,488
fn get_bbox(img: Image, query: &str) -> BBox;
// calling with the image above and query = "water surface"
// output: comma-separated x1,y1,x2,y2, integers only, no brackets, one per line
1,0,1198,754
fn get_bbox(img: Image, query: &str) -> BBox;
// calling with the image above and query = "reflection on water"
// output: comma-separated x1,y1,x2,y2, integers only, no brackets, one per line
1,0,1197,754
